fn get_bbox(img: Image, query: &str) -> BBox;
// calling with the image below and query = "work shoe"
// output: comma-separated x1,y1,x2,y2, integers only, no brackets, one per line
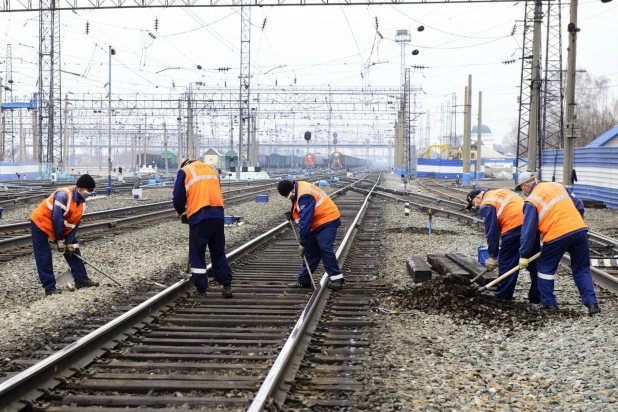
45,289,62,296
328,279,345,292
222,285,233,298
586,303,601,316
75,279,100,289
530,303,557,313
195,290,207,298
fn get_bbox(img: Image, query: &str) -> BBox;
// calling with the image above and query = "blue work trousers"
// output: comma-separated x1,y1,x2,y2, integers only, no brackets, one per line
298,225,343,284
31,221,88,291
494,227,541,303
536,229,597,307
189,218,232,292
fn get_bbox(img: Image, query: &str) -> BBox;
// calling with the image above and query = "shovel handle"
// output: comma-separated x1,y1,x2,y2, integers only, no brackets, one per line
470,267,490,285
74,254,122,286
288,220,317,290
480,252,541,291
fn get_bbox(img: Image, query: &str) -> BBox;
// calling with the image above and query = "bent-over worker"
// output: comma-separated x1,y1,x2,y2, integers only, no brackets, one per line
277,180,345,291
467,188,540,305
173,159,233,298
30,174,100,296
515,172,600,315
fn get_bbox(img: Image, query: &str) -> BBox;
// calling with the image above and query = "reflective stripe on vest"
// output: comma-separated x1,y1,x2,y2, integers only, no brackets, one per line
525,182,586,243
292,181,340,232
184,164,220,191
182,161,224,218
480,189,523,234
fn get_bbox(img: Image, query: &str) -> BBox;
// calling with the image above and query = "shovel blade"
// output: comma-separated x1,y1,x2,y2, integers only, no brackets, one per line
55,269,74,289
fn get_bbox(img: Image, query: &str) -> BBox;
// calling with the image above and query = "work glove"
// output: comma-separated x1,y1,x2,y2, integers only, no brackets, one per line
284,211,292,222
519,257,529,270
180,212,189,225
485,257,498,271
298,245,305,257
66,243,76,257
56,239,66,253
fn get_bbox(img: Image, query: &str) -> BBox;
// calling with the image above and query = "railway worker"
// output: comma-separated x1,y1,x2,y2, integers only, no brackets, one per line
30,174,100,296
515,172,600,315
466,188,541,305
277,179,345,291
403,175,409,191
173,159,233,298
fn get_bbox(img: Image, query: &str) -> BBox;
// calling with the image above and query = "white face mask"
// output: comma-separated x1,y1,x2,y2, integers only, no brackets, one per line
287,191,295,201
79,190,92,199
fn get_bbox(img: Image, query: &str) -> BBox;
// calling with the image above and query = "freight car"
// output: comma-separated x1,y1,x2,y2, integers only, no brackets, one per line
258,153,270,168
304,154,326,169
136,152,179,170
330,152,369,170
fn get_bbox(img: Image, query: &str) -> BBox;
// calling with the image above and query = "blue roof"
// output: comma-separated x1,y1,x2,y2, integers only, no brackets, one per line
586,126,618,148
471,124,492,134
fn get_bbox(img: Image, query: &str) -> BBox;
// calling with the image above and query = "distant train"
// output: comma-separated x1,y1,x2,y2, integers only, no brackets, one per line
330,151,368,170
305,154,326,169
256,152,368,170
137,152,179,169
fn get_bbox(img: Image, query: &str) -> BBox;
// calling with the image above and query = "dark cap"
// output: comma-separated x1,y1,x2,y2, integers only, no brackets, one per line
180,159,195,169
277,180,294,197
76,174,96,190
465,189,483,210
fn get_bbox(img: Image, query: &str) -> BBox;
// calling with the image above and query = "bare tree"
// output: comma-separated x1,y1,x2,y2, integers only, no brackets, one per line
574,72,618,147
495,120,518,155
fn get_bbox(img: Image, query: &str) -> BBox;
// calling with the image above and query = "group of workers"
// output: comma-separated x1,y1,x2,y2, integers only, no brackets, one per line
467,171,600,315
28,160,600,315
31,159,344,297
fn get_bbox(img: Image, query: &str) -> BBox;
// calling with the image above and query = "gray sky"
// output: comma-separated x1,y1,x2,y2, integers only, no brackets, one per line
0,0,616,147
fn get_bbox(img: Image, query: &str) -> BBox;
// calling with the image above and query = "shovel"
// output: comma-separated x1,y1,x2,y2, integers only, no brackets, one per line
285,212,317,290
476,252,541,293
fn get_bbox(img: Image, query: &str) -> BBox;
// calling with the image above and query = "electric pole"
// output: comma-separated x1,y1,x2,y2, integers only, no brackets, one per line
562,0,579,186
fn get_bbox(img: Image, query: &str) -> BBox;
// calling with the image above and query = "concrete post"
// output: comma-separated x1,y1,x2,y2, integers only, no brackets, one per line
463,85,470,176
476,91,482,181
19,109,24,162
32,110,38,163
527,0,543,174
163,122,168,173
63,95,69,172
177,101,182,166
562,0,579,186
142,115,147,169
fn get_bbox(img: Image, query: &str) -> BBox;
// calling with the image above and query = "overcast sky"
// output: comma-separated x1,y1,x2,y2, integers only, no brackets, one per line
0,0,616,148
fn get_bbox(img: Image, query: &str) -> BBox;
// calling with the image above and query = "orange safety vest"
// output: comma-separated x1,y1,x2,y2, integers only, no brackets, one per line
31,186,85,241
292,181,340,232
480,189,524,234
183,161,224,218
525,182,587,243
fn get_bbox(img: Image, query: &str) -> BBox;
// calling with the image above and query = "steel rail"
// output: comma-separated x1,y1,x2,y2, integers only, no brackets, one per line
0,173,375,410
248,172,381,411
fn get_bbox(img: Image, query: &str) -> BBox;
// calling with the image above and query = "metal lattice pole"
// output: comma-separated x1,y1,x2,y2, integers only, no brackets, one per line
237,1,251,176
38,0,62,171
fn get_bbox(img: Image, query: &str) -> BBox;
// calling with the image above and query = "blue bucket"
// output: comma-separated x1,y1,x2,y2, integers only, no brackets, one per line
478,246,500,266
256,195,269,203
318,180,328,188
133,194,139,199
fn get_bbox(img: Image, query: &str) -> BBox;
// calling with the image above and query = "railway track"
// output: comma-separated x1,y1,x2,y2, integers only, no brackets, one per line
0,172,383,411
0,172,347,261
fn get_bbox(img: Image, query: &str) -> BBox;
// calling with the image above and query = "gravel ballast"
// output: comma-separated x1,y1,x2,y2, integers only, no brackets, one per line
364,174,618,410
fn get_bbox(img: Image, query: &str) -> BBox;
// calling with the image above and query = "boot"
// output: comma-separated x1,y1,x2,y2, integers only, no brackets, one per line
45,289,62,296
75,279,100,289
328,279,344,292
586,303,600,316
222,285,233,298
195,290,207,298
